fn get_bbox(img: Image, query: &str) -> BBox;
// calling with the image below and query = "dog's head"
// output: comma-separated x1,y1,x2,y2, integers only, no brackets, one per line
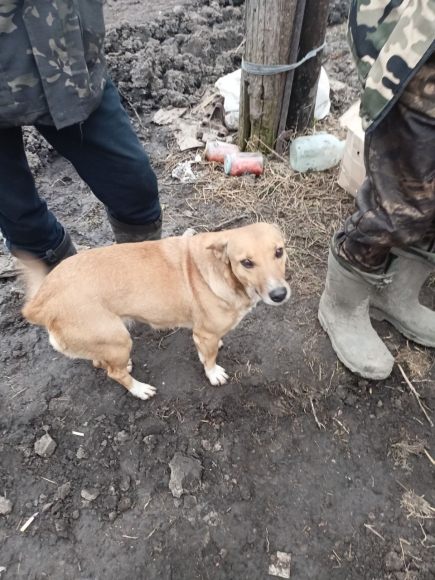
208,223,291,306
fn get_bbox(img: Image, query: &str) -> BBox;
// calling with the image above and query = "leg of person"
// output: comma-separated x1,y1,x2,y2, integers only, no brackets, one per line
36,78,162,244
319,103,435,379
336,103,435,273
0,127,76,268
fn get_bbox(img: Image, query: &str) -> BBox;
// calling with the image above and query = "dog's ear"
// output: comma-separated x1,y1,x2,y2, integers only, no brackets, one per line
207,241,229,264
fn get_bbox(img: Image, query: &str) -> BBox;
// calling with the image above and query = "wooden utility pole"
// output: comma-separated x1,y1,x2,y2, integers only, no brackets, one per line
287,0,330,130
238,0,299,152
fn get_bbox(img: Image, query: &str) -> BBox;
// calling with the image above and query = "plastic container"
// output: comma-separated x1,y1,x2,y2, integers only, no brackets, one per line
205,141,240,164
289,134,345,173
224,152,264,176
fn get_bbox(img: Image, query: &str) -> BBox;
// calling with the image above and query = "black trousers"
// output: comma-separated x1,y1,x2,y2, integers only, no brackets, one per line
0,78,160,258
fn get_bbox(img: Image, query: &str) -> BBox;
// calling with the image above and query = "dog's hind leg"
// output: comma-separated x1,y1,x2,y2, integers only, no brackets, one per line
48,316,155,401
193,329,229,386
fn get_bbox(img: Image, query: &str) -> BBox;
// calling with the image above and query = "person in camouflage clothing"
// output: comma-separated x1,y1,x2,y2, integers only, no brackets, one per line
0,0,162,269
318,0,435,380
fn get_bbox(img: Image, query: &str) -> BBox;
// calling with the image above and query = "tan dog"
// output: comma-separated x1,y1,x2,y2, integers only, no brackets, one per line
22,222,290,400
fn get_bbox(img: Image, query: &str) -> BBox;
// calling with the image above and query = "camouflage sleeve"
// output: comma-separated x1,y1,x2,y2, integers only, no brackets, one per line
348,0,435,130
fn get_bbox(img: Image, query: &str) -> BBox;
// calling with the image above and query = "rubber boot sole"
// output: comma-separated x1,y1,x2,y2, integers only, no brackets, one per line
318,303,393,381
370,307,435,349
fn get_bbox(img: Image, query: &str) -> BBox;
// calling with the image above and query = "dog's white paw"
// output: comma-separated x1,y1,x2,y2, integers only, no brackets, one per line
206,365,229,386
218,340,224,349
130,379,157,401
127,358,133,373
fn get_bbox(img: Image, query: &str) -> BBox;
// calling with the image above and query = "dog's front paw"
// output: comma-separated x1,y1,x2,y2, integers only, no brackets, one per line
130,379,157,401
206,365,229,386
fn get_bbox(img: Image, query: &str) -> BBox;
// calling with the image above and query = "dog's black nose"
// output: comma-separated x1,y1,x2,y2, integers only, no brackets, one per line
269,287,288,303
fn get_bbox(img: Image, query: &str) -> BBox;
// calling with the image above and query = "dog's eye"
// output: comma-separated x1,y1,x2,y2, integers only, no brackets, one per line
275,248,284,258
240,259,254,269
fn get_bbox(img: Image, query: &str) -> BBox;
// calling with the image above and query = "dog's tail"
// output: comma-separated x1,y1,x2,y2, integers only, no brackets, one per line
19,253,49,320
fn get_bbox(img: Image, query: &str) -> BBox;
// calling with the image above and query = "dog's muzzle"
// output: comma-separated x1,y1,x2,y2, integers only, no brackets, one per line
269,286,288,303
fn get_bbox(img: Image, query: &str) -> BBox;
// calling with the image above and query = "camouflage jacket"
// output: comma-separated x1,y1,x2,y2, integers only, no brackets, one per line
0,0,107,129
348,0,435,131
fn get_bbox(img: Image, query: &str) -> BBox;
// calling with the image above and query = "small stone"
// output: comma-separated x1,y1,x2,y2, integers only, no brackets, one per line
174,498,183,508
117,497,132,512
81,489,100,502
203,511,221,526
119,475,130,492
115,430,130,444
41,502,53,514
55,520,68,538
182,227,197,237
108,511,117,522
213,442,222,452
34,434,57,458
0,497,13,515
377,400,383,408
201,440,212,451
169,452,203,498
76,446,88,460
385,551,403,572
72,510,80,520
55,482,71,501
269,551,291,579
143,435,157,447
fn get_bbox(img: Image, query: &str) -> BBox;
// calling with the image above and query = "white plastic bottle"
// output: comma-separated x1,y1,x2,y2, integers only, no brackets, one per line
290,133,346,173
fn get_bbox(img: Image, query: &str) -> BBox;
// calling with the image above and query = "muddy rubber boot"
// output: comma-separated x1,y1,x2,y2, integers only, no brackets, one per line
370,247,435,347
106,211,162,243
318,246,394,380
13,229,77,272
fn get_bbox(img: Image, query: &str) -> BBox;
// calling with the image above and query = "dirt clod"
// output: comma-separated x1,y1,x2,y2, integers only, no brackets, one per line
34,434,57,458
119,475,131,492
117,497,132,512
81,489,100,502
0,497,13,515
55,482,72,501
76,446,88,459
169,452,203,498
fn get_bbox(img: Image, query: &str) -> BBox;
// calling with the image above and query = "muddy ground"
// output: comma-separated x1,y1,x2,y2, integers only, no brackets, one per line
1,2,435,580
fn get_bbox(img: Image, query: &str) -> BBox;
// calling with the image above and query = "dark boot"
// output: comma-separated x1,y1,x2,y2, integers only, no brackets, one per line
13,229,77,272
106,211,162,244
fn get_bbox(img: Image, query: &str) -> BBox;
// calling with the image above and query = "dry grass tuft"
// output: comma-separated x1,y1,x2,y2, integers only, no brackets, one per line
401,490,435,519
391,438,427,471
396,345,433,380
